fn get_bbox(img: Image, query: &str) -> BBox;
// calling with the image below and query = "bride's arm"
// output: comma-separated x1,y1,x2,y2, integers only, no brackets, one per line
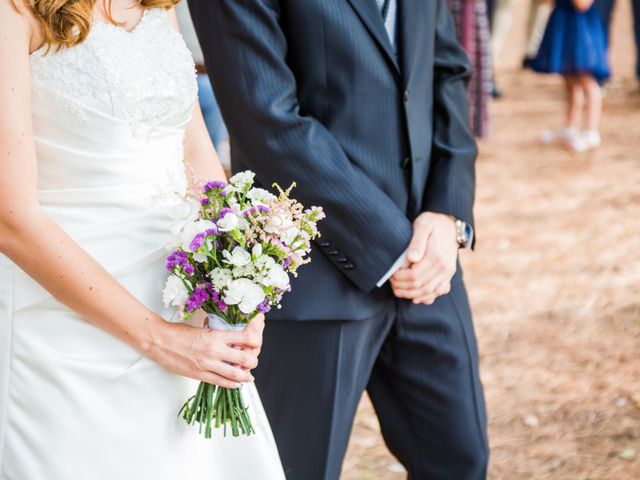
168,8,227,186
0,1,260,388
184,102,228,186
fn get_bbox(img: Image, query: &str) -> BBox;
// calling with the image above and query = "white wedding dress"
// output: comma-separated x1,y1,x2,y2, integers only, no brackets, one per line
0,8,284,480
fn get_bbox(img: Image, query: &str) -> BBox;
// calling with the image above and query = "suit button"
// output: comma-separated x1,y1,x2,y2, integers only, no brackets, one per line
403,90,409,102
343,263,355,270
401,157,411,169
319,241,331,248
337,257,348,263
327,249,339,256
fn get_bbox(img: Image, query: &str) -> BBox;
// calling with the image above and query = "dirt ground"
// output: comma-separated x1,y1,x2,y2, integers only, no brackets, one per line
342,1,640,478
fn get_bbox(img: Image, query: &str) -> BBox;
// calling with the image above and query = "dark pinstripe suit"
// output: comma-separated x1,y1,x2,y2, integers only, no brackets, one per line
189,0,488,478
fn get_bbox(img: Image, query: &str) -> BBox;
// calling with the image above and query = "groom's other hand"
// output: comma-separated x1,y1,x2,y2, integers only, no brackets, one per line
390,212,458,305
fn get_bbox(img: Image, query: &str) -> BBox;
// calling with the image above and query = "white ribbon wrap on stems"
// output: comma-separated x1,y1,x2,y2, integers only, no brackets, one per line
207,313,247,332
207,314,251,380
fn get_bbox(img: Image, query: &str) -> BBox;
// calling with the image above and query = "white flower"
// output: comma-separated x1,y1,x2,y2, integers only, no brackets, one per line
223,246,252,267
193,252,207,263
231,204,249,230
252,244,263,258
262,264,290,290
210,268,233,290
232,263,257,279
255,254,276,272
281,226,300,246
162,276,189,308
223,278,266,314
217,213,239,232
180,219,217,252
167,198,202,249
246,187,276,205
169,197,200,223
229,171,256,191
265,209,299,245
290,239,304,251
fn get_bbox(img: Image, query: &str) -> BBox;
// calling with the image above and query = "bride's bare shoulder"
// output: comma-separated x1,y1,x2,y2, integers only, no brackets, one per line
0,0,43,53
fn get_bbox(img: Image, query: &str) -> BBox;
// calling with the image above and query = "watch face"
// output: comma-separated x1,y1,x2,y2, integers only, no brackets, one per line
457,221,469,246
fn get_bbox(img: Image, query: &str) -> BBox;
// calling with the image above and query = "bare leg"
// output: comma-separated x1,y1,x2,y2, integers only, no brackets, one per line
581,73,602,133
565,75,584,131
540,76,580,144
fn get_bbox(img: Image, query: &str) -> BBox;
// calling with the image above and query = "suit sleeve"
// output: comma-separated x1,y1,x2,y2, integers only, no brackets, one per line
421,0,478,241
188,0,413,293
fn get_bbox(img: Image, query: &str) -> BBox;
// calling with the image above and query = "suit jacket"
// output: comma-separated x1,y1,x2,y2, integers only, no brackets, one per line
189,0,477,321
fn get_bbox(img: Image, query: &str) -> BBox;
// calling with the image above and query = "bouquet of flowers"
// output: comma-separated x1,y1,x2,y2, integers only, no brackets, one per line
163,171,324,438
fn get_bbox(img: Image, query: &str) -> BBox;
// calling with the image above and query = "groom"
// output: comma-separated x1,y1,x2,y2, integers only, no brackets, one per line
189,0,488,478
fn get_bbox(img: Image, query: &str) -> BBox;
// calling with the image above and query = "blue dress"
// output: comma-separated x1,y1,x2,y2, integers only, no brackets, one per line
532,0,610,81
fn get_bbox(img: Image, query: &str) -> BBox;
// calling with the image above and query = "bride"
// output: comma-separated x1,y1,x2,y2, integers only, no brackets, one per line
0,0,285,478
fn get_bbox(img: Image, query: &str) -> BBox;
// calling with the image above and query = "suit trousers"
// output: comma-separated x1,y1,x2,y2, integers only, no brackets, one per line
254,270,489,480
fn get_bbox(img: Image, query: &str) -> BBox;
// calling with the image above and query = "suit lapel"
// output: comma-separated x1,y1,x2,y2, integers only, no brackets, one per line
346,0,400,74
398,0,424,88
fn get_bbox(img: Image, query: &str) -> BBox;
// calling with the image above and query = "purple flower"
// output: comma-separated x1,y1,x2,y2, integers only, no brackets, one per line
204,283,221,303
186,287,210,313
218,300,228,312
257,299,271,314
257,205,270,214
218,207,232,220
189,232,205,252
200,198,211,206
166,251,189,271
205,227,219,236
283,257,292,269
184,264,195,276
203,181,227,193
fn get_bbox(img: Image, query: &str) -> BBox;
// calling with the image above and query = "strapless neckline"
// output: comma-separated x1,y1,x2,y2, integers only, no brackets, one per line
93,8,152,35
29,8,197,134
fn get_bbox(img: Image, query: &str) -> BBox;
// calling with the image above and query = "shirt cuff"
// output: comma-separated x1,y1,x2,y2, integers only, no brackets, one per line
376,250,408,287
376,222,473,287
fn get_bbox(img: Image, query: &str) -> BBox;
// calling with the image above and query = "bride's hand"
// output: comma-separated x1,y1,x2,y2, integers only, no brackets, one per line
147,315,265,388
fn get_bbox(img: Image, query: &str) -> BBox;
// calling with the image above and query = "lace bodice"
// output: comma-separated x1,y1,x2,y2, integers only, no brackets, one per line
30,8,197,134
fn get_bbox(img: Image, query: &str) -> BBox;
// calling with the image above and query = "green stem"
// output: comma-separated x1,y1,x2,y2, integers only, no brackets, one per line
227,388,239,437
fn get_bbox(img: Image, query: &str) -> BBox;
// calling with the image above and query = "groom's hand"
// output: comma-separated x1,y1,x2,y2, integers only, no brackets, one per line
390,212,458,305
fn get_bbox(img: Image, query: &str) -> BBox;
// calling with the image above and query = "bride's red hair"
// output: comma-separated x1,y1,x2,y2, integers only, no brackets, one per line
12,0,180,51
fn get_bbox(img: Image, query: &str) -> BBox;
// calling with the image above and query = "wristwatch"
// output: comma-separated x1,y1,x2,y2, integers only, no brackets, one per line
455,219,471,248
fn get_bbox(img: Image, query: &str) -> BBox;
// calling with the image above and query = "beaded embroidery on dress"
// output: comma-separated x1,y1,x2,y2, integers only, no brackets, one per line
30,9,197,133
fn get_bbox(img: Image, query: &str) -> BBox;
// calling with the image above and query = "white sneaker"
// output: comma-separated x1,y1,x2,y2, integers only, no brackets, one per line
540,127,577,145
568,131,601,152
582,131,601,149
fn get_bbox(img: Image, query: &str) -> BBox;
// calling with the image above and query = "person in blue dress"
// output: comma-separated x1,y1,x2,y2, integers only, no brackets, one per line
532,0,610,152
